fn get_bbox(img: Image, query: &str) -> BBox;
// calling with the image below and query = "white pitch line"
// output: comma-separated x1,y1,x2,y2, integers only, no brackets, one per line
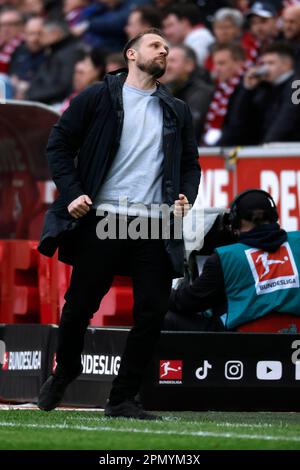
0,405,103,411
71,417,279,428
0,421,300,443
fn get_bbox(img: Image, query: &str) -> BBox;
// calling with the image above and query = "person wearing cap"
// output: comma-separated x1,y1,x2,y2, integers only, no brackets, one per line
168,189,300,331
247,2,280,57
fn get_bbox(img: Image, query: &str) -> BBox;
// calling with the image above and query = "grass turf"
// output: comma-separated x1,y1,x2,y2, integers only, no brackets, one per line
0,410,300,450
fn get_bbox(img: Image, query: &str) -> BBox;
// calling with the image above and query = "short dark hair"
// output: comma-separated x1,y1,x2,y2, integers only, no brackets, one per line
211,42,245,61
132,5,162,29
164,4,202,26
262,42,295,61
123,28,166,64
172,44,197,64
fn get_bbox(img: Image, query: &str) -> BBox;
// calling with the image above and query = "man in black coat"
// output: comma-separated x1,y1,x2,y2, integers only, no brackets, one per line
37,28,200,419
26,20,82,104
163,45,214,142
220,42,300,146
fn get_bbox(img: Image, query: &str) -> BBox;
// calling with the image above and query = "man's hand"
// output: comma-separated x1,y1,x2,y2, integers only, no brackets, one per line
70,21,89,37
174,194,190,217
243,66,266,90
67,195,92,219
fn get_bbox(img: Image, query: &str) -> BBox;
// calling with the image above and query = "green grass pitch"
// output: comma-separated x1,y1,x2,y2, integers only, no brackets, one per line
0,410,300,450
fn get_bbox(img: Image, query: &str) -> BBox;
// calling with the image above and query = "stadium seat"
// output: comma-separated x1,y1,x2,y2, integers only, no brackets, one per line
90,276,133,327
0,240,39,323
237,313,300,333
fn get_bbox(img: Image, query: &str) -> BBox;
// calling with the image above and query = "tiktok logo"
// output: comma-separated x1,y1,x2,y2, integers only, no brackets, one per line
195,360,212,380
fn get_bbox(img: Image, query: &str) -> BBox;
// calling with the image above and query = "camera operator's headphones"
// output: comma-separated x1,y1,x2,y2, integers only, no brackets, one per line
228,189,278,230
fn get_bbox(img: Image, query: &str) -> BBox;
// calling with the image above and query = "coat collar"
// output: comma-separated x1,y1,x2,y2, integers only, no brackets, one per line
104,71,180,119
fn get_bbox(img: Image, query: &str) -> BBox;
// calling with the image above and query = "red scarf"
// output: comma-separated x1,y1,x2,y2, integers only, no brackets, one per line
242,31,260,69
0,36,23,74
204,74,241,133
60,91,78,113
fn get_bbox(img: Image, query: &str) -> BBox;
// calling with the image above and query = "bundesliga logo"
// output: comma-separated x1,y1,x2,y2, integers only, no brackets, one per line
1,351,9,370
246,242,299,295
1,350,41,370
159,360,183,384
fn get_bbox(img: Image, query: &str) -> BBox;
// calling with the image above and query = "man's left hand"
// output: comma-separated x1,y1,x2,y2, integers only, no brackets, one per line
174,194,190,217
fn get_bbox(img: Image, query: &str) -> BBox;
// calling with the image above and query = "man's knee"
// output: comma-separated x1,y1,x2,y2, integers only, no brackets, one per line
60,300,99,324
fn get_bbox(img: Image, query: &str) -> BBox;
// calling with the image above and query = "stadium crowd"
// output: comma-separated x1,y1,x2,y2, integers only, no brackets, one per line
1,0,300,145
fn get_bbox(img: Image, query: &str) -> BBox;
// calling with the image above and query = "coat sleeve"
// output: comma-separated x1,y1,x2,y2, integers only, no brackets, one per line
169,253,226,313
263,82,300,143
46,83,103,206
218,86,259,146
180,103,201,205
26,45,80,104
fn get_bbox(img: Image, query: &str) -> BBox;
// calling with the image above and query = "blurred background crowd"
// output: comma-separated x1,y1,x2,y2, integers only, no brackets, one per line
1,0,300,146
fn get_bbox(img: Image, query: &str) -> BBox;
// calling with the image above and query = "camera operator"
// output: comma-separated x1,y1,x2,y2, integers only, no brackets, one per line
168,189,300,331
219,42,300,145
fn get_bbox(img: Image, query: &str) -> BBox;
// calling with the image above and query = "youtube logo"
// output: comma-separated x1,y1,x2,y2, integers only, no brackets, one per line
256,361,282,380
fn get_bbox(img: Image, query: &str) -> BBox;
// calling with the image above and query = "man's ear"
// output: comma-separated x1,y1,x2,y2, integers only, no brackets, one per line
126,48,136,62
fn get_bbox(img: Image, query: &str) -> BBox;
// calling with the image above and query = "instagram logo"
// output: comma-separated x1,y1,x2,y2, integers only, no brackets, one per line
225,361,244,380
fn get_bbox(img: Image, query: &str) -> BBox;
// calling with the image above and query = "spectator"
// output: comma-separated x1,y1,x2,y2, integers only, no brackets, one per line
163,45,214,142
64,0,98,47
9,16,45,99
213,8,244,44
205,8,257,71
162,4,214,66
71,0,151,51
247,1,280,63
282,3,300,72
203,43,245,146
0,7,24,74
26,20,82,104
105,51,126,72
168,189,300,331
125,5,161,39
220,42,300,145
60,48,105,112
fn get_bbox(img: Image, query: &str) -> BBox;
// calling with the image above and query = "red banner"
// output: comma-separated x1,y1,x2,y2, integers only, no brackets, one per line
199,147,300,231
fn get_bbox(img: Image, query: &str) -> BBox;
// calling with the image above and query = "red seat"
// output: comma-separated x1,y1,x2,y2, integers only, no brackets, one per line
90,276,133,327
0,240,39,323
0,240,134,326
237,313,300,333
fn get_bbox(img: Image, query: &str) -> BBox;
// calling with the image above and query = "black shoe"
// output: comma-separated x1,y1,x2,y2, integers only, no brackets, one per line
37,365,82,411
104,399,162,420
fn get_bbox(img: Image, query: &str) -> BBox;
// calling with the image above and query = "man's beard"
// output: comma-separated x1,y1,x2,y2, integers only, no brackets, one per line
137,58,166,79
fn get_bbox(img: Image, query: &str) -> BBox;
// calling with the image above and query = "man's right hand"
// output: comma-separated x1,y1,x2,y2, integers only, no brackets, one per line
243,66,265,90
67,195,92,219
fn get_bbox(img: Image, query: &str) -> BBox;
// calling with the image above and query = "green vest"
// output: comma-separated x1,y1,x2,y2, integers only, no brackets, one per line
216,231,300,329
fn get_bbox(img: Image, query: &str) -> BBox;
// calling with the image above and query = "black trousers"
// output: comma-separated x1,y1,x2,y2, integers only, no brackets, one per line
56,211,173,404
